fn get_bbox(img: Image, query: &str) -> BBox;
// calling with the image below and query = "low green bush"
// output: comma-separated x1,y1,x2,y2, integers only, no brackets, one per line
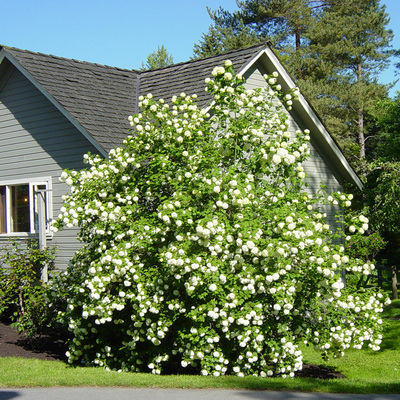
0,238,56,338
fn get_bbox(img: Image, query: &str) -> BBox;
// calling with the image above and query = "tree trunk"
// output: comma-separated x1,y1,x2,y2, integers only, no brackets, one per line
358,108,365,159
392,265,398,300
295,26,302,79
357,63,366,159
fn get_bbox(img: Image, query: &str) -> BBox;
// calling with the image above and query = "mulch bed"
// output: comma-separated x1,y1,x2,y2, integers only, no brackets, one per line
0,321,67,361
0,321,345,379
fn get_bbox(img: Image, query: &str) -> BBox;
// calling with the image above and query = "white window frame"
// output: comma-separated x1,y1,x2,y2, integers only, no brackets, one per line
0,177,53,237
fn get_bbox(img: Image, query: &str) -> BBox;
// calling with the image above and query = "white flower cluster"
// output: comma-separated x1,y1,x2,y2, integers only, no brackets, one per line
347,214,369,235
53,62,388,377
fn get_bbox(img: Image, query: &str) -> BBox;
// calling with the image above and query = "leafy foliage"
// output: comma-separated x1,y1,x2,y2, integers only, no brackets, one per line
345,231,386,264
52,63,388,377
0,239,56,338
371,95,400,162
362,96,400,268
364,162,400,236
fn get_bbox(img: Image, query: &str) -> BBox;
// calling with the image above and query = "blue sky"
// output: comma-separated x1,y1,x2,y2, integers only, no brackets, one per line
1,0,399,95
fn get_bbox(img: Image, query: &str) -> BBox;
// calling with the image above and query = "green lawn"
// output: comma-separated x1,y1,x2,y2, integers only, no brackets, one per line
1,300,399,394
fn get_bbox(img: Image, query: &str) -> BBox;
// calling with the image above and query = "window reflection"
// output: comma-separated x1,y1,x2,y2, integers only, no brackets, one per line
0,186,6,233
10,185,30,233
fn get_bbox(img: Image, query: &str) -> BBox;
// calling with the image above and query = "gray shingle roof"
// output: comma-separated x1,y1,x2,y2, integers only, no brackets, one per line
0,44,267,152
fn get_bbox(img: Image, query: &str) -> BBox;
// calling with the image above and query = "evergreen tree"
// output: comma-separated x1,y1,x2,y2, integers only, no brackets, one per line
231,0,331,76
303,0,394,166
193,7,262,59
193,1,331,69
141,45,174,71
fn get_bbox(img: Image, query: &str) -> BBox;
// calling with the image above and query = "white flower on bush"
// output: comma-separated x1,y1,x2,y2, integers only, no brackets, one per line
212,66,225,76
209,283,217,292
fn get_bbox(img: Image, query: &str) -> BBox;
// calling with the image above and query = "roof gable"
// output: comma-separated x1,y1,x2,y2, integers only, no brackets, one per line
0,46,139,154
246,48,362,190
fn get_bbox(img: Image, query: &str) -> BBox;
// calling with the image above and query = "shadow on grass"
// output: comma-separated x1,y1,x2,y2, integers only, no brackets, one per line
218,377,400,395
382,299,400,318
380,300,400,351
380,320,400,351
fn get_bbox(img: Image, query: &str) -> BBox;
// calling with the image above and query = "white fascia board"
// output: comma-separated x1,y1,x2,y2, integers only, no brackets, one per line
237,47,363,191
0,50,108,158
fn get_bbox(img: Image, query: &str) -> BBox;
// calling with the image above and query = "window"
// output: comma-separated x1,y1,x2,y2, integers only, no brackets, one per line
0,178,52,235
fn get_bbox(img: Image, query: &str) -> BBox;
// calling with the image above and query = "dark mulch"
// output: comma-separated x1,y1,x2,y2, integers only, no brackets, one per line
0,321,67,361
0,321,345,379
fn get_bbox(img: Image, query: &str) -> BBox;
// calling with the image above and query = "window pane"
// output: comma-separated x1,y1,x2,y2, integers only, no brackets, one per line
10,185,30,232
0,186,6,233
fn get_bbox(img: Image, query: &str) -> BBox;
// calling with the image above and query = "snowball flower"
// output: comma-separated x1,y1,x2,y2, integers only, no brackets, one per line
272,154,281,164
332,280,344,290
212,66,225,76
224,72,233,80
209,284,217,292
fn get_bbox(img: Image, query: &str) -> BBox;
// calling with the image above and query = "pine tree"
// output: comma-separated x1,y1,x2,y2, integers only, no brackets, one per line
141,45,174,71
193,7,262,59
192,1,331,70
302,0,394,166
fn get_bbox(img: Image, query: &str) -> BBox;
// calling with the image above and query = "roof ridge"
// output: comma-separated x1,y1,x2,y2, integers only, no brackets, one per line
1,44,139,74
139,42,269,74
1,42,269,76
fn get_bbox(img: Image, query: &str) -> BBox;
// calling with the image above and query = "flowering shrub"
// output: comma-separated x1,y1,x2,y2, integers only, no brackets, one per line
52,62,389,377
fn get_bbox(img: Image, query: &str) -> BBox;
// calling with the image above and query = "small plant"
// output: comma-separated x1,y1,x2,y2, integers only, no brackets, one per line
346,231,386,264
0,238,56,338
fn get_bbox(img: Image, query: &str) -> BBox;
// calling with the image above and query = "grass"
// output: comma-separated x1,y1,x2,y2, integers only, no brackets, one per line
1,300,399,394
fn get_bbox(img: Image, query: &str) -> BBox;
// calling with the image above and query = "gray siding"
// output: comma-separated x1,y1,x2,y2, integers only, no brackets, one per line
0,66,100,269
244,64,343,232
